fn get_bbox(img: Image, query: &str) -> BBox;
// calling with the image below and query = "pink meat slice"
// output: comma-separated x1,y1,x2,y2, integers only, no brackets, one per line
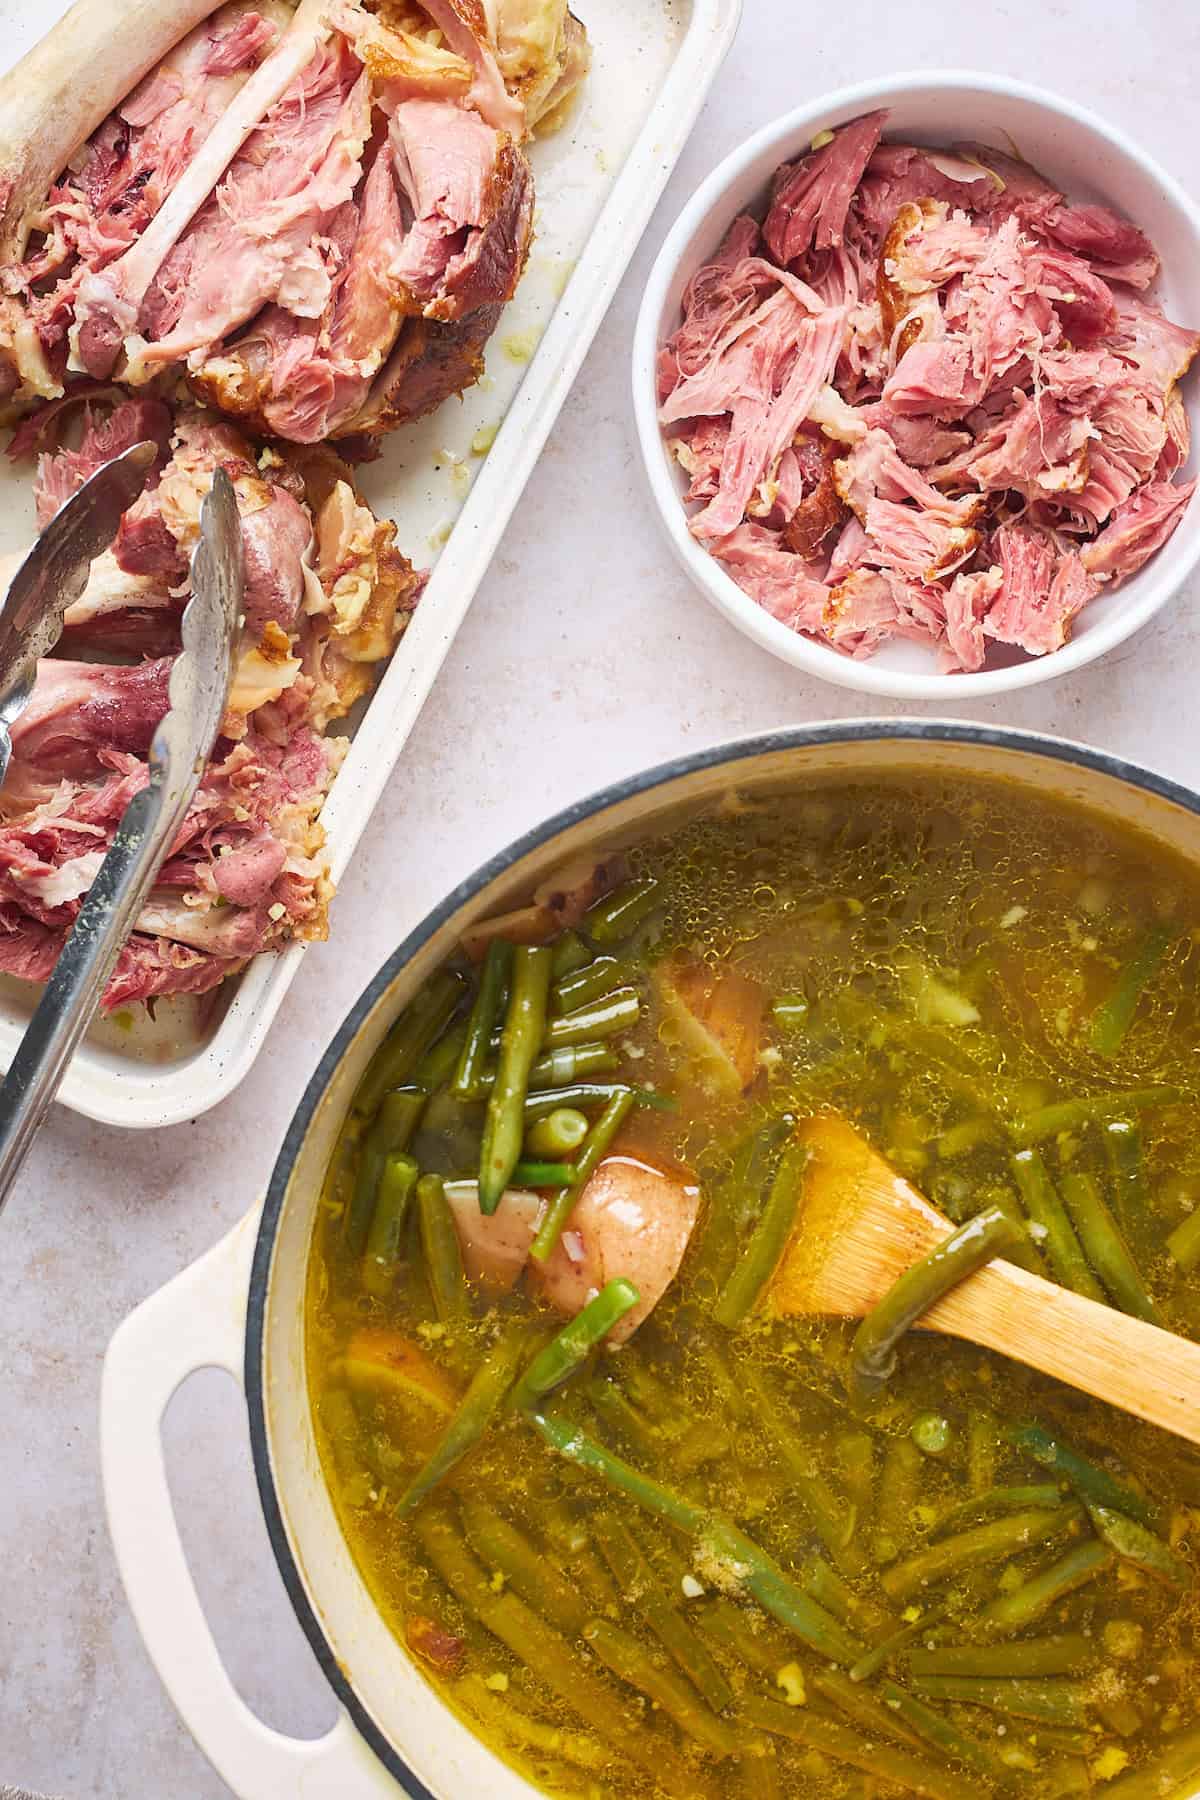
711,521,830,632
7,659,173,776
32,399,173,528
1081,479,1197,580
134,39,371,366
983,526,1098,656
764,110,888,265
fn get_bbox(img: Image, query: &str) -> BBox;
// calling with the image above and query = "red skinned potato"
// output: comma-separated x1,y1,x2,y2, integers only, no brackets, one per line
655,955,766,1095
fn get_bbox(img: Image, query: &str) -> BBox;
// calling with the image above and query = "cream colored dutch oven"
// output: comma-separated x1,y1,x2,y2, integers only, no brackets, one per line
100,723,1200,1799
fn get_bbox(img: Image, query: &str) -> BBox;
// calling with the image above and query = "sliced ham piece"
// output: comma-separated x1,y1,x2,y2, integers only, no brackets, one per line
1081,479,1197,580
764,111,887,265
984,526,1098,656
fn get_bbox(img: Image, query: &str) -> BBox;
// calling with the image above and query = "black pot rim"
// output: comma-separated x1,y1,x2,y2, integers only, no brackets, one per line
244,718,1200,1798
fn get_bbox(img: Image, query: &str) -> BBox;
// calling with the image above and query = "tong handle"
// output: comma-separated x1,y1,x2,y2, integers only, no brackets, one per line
0,776,175,1202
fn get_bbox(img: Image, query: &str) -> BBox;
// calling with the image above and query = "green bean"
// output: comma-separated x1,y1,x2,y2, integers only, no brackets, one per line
415,1018,470,1090
551,930,591,979
849,1606,949,1683
1041,1759,1093,1798
1059,1171,1161,1321
1033,1726,1104,1756
694,1595,793,1676
529,1046,622,1088
809,1667,926,1751
877,1680,1010,1780
880,1507,1082,1604
529,1088,635,1262
687,1115,795,1301
396,1325,530,1517
553,955,638,1016
742,1694,977,1800
416,1174,467,1322
479,945,552,1214
736,1360,867,1577
1010,1086,1182,1146
511,1160,578,1187
354,970,467,1118
801,1555,896,1642
526,1107,590,1158
456,1673,611,1774
344,1087,426,1254
934,1485,1066,1536
910,1673,1091,1725
967,1408,999,1494
542,989,640,1050
527,1410,864,1663
936,1116,996,1159
587,1377,666,1461
583,1617,737,1757
1167,1204,1200,1272
590,1512,733,1713
452,939,511,1100
1002,1422,1159,1529
525,1072,672,1116
851,1205,1022,1399
1089,922,1174,1056
362,1153,419,1297
542,1498,622,1612
1104,1724,1200,1797
1096,1694,1144,1737
1086,1503,1192,1588
713,1135,808,1328
583,877,660,944
459,1497,589,1635
1009,1150,1105,1300
738,1747,781,1800
981,1189,1050,1277
770,993,810,1030
412,1506,703,1800
1103,1118,1148,1237
908,1634,1094,1678
511,1282,639,1411
874,1436,923,1564
974,1540,1114,1636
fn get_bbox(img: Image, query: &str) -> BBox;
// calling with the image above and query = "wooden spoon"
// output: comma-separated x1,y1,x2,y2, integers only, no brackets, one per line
769,1114,1200,1445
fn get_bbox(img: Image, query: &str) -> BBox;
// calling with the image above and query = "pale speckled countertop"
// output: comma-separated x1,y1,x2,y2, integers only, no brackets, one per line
3,2,1200,1795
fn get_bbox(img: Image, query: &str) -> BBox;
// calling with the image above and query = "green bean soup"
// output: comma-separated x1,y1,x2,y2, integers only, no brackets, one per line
306,776,1200,1800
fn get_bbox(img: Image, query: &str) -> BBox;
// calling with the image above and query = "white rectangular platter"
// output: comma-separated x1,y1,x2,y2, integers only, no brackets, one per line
0,0,741,1127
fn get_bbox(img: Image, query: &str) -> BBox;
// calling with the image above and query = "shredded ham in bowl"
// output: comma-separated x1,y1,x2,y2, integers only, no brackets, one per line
658,111,1199,673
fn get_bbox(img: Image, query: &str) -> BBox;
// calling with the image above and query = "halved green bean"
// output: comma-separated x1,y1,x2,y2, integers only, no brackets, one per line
878,1680,1010,1780
583,1617,737,1757
526,1108,590,1158
713,1135,808,1329
934,1485,1065,1536
553,955,637,1016
1059,1171,1161,1322
851,1205,1022,1400
1010,1151,1105,1301
344,1087,427,1254
523,1079,669,1118
459,1497,589,1635
551,930,591,979
453,939,512,1100
742,1694,977,1800
527,1046,622,1088
416,1174,467,1322
1002,1422,1159,1529
908,1634,1094,1678
543,988,640,1050
396,1325,530,1517
354,970,467,1118
591,1511,733,1713
809,1667,926,1751
511,1160,578,1187
583,877,660,944
1167,1204,1200,1273
527,1410,864,1663
510,1281,639,1411
412,1505,703,1800
874,1436,923,1564
363,1153,419,1298
880,1507,1082,1604
912,1412,953,1457
910,1673,1091,1726
1086,1503,1193,1588
849,1606,949,1683
529,1088,635,1262
1103,1118,1148,1237
974,1540,1114,1637
479,945,552,1214
1010,1087,1182,1147
1089,923,1174,1056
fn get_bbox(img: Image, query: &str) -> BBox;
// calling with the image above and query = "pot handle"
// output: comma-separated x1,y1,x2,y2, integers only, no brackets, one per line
100,1208,397,1799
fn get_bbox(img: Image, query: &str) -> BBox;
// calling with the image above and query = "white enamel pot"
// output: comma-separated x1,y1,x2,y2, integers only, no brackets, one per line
101,722,1200,1800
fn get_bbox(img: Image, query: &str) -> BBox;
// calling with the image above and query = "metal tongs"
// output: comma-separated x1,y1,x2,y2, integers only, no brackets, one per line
0,445,242,1210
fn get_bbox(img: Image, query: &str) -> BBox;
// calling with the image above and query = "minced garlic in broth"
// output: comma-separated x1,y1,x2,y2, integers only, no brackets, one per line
306,775,1200,1800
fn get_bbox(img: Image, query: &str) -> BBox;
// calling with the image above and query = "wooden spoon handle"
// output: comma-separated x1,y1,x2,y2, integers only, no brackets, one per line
919,1257,1200,1445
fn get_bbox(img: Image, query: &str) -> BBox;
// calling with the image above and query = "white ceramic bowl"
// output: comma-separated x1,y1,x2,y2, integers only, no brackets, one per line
633,71,1200,700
